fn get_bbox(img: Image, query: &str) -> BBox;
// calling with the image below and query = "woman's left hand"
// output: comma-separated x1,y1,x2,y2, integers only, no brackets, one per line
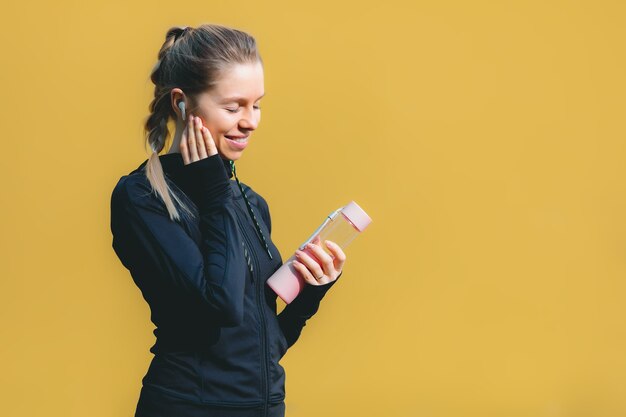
292,236,346,286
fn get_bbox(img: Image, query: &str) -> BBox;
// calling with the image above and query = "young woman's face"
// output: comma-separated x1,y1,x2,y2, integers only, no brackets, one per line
192,61,265,161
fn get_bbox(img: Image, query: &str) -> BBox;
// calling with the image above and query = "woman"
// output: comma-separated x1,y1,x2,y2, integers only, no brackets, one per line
110,24,346,417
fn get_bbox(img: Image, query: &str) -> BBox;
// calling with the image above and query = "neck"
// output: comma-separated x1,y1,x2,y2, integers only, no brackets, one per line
166,118,185,155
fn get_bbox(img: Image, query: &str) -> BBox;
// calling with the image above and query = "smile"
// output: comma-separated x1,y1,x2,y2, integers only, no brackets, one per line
225,136,249,150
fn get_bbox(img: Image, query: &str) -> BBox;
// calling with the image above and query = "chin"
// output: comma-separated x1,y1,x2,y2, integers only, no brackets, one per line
221,150,243,161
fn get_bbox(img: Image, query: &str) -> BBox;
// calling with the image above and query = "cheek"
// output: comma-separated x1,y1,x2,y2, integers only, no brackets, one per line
195,113,209,126
202,121,227,138
209,116,235,133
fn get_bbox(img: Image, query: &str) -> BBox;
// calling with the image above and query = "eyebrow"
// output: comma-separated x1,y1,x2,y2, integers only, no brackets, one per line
221,93,265,102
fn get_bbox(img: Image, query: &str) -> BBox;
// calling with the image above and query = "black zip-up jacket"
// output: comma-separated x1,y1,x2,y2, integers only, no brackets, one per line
110,152,340,416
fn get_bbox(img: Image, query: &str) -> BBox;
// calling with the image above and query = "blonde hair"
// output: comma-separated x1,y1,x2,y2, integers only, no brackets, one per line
143,23,263,221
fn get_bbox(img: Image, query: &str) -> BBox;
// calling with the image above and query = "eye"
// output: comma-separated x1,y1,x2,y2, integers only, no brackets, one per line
225,105,261,113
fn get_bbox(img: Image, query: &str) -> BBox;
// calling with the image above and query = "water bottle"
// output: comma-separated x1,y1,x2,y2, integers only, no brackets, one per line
266,201,372,304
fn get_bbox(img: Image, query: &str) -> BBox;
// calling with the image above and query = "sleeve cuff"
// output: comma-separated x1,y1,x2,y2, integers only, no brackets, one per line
180,154,233,212
295,271,342,303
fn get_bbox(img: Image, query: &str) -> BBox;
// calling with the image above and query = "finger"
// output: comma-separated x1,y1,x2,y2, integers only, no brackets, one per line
180,121,190,165
300,235,321,251
201,126,218,156
194,116,207,159
325,240,346,274
295,249,325,281
292,260,318,286
304,242,335,277
298,257,333,285
187,114,199,162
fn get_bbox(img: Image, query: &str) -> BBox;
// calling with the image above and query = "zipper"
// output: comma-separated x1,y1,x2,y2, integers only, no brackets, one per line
234,204,270,416
251,237,270,417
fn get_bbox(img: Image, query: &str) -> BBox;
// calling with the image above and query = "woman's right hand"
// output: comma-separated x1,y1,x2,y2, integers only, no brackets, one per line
180,113,218,165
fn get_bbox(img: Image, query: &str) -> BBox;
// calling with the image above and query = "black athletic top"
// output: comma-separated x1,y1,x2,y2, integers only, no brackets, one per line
109,152,340,416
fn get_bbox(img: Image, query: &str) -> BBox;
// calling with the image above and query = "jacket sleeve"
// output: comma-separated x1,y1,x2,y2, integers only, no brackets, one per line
110,154,248,327
254,193,342,349
277,275,341,349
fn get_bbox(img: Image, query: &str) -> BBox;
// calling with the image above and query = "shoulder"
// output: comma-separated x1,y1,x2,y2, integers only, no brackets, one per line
112,172,148,201
110,171,160,213
239,181,270,212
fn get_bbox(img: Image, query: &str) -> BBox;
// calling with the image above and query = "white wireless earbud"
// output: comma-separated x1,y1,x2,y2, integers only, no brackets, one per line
177,101,186,121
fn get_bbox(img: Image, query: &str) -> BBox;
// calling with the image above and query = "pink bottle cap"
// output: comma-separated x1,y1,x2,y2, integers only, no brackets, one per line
341,201,372,232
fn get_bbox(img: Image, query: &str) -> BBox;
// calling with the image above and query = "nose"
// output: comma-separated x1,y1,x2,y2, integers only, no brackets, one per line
239,108,259,131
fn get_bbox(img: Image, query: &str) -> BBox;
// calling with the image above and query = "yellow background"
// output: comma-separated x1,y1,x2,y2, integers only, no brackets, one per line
1,0,625,416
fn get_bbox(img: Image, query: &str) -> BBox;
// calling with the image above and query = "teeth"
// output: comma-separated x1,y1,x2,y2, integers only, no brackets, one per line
229,137,248,143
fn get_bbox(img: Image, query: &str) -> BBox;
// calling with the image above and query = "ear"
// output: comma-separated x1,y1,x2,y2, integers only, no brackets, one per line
170,88,187,120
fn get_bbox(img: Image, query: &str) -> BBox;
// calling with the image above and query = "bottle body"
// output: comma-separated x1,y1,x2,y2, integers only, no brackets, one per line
266,201,371,304
307,210,359,251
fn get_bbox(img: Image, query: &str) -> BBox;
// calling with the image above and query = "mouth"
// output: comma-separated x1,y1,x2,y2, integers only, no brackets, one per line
224,135,249,150
224,135,249,143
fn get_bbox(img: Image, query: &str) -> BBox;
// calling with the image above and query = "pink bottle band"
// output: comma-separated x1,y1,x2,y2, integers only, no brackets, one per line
341,201,372,232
